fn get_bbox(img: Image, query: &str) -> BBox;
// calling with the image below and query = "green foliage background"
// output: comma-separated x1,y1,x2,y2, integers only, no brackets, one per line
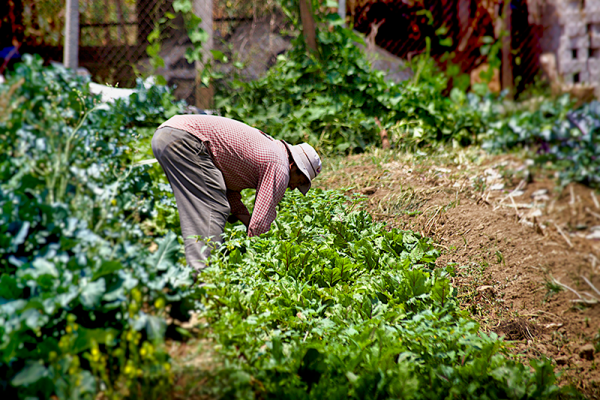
216,13,483,153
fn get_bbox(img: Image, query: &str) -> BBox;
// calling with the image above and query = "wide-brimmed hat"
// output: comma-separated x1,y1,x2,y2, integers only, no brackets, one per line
282,142,322,195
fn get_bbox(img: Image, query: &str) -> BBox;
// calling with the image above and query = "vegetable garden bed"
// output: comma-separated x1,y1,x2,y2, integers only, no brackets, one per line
2,33,599,398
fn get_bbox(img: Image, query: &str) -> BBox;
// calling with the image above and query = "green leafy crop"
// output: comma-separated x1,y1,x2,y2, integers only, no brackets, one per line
478,94,600,189
197,190,569,399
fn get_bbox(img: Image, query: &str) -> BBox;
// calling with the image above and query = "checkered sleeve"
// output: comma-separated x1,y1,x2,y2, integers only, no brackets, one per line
227,190,250,216
248,163,289,237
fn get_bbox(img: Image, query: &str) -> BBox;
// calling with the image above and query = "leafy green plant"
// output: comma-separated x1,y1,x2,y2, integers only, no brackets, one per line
144,0,208,85
479,93,600,189
215,11,484,153
192,189,572,399
0,55,194,399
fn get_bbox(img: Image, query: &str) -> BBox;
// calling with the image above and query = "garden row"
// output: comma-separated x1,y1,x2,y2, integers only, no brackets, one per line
193,190,572,399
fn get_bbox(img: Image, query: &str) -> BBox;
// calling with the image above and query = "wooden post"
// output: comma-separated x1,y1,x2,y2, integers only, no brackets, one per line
193,0,213,109
338,0,346,25
299,0,318,53
501,0,513,98
64,0,79,69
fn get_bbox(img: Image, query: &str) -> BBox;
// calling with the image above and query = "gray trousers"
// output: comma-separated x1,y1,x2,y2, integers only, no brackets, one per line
151,127,230,271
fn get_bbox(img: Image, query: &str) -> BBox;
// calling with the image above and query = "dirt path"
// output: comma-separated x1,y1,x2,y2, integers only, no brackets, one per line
319,148,600,398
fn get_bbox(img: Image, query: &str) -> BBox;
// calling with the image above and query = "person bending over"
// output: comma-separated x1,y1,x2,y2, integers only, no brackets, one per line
151,115,322,271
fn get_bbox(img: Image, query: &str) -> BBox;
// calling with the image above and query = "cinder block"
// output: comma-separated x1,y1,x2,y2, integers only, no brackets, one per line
557,1,585,22
560,34,590,48
590,48,600,60
590,24,600,47
558,44,589,61
559,59,588,74
558,11,584,25
556,0,583,12
587,69,600,85
585,0,600,6
584,0,600,15
586,11,600,24
557,47,573,61
589,58,600,75
563,21,587,37
562,70,590,84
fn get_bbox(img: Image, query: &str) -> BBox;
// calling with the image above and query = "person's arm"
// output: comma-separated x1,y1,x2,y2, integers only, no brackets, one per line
227,190,250,227
248,163,289,237
237,214,251,228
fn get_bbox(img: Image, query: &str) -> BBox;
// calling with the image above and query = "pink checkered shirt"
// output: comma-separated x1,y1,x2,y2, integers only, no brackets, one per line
159,115,290,236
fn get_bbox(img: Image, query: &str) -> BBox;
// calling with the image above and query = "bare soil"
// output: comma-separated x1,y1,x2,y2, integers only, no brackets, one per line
318,148,600,398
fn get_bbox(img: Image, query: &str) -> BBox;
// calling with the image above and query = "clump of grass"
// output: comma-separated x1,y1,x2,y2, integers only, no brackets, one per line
543,274,564,301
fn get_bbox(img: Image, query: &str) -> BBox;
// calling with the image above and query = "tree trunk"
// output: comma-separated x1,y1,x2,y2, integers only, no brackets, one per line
299,0,318,54
64,0,79,69
193,0,213,109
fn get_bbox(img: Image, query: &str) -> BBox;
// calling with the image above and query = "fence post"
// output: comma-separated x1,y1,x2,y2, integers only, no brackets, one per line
338,0,346,25
193,0,213,110
64,0,79,69
501,0,513,98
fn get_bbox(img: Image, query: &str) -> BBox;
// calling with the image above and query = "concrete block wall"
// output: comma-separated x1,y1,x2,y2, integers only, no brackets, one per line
549,0,600,89
590,23,600,47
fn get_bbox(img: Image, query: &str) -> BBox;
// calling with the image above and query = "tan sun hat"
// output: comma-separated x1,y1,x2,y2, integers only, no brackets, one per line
282,142,322,195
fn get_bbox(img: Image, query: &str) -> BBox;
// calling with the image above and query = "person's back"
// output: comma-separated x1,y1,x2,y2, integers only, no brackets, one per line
151,115,322,277
159,115,289,192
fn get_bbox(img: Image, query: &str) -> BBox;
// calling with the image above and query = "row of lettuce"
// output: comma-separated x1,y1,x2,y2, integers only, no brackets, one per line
194,190,575,399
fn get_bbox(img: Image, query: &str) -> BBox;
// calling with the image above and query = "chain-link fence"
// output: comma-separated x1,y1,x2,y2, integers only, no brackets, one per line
9,0,289,99
7,0,600,100
78,0,155,86
12,0,183,87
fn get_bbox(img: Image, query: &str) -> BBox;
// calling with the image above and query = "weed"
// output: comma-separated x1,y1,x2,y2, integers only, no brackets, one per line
495,250,505,266
544,275,565,301
473,176,487,193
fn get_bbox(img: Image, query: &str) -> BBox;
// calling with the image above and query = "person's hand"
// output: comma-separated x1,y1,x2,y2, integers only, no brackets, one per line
236,214,251,228
228,214,250,228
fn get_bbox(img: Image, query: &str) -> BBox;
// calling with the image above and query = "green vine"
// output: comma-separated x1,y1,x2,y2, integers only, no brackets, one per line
145,0,208,85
